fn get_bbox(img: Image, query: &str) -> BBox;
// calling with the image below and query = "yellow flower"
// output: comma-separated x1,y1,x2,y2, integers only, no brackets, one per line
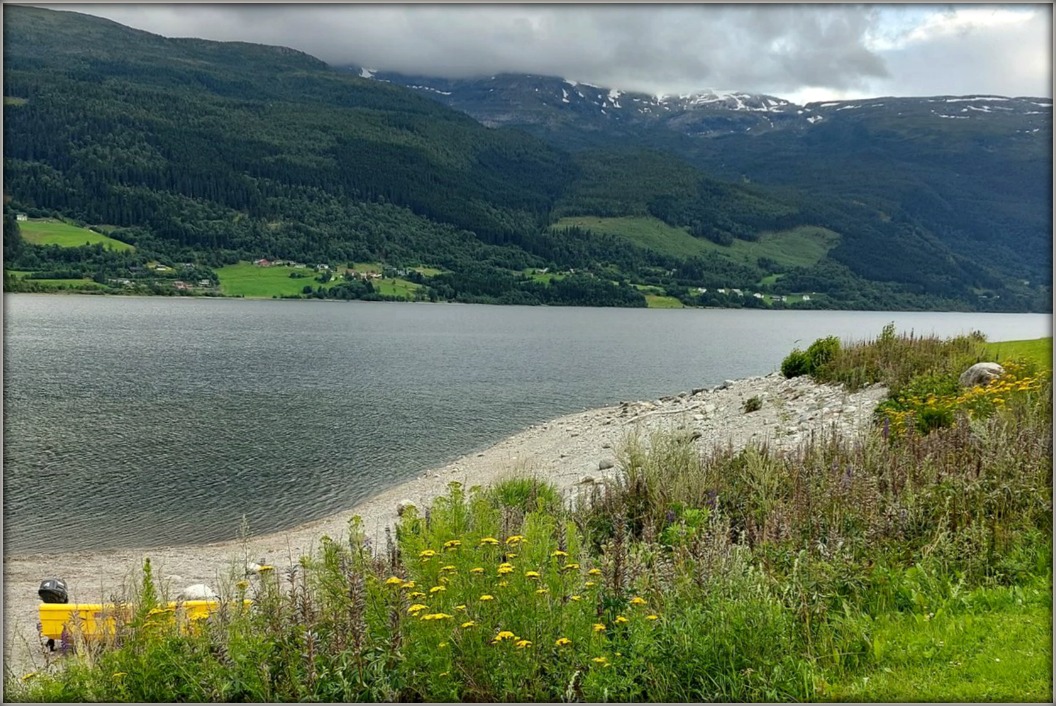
470,567,485,574
407,604,428,614
498,580,509,587
615,615,628,624
454,604,467,611
401,580,416,590
593,623,606,632
236,579,249,591
535,588,549,595
630,596,647,606
516,639,532,649
524,570,541,579
563,563,580,571
479,537,499,546
592,656,609,666
385,576,404,586
585,581,596,588
505,535,525,545
646,614,659,621
555,637,572,647
494,630,515,642
497,564,514,575
443,539,462,550
419,549,436,559
409,591,425,599
569,595,582,601
588,568,602,576
461,620,476,628
429,585,446,594
507,552,518,559
438,642,449,649
440,565,457,573
479,594,495,602
422,612,453,621
551,549,568,558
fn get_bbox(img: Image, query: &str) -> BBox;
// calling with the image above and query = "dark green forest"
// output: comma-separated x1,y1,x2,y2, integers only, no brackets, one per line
2,6,1050,311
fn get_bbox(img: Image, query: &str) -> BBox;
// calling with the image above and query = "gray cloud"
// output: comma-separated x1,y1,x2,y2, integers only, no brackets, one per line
47,4,1050,100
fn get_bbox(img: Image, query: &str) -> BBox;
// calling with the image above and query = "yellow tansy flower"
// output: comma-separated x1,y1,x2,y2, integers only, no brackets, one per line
505,535,524,545
588,568,602,576
551,549,568,558
471,567,485,574
630,596,647,606
401,580,416,590
422,613,453,621
524,570,541,579
494,630,515,642
555,637,572,647
564,563,580,571
429,585,446,594
443,539,462,550
646,614,659,621
479,594,495,602
615,615,628,624
440,565,457,573
592,656,609,666
593,623,606,632
585,581,596,588
569,595,582,601
385,576,404,586
515,639,532,649
409,591,425,599
479,537,499,546
407,604,428,614
419,549,436,559
461,620,476,628
535,588,549,595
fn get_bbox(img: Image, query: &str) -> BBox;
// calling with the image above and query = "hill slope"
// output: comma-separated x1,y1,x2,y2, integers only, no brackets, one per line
2,6,1049,311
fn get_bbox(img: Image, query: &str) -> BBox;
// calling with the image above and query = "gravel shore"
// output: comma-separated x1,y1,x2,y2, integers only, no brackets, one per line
3,371,886,676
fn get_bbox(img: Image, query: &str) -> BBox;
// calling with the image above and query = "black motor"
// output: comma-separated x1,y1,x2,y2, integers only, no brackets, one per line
38,578,68,604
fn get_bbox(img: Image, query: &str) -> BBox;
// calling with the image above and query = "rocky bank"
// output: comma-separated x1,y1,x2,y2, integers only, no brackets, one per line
3,372,887,676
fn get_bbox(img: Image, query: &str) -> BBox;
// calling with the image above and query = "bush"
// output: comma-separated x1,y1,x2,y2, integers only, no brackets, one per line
743,395,763,413
806,335,840,371
781,349,812,378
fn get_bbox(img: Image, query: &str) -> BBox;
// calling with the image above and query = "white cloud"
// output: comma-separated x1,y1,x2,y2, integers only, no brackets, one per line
44,3,1052,101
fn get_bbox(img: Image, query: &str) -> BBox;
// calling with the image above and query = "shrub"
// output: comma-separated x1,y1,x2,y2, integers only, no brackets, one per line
781,349,812,378
743,395,763,413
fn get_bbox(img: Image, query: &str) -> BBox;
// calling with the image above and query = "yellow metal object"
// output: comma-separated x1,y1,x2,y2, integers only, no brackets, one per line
39,600,249,643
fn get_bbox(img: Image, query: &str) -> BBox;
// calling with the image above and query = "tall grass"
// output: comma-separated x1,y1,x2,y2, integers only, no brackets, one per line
7,329,1051,702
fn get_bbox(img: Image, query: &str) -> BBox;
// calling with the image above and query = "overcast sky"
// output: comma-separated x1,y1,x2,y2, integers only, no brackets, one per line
44,3,1053,103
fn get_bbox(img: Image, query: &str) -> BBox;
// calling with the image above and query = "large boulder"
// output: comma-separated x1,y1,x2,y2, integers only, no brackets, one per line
959,362,1004,388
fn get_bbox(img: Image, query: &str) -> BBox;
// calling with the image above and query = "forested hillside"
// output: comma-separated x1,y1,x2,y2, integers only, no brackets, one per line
3,6,1049,311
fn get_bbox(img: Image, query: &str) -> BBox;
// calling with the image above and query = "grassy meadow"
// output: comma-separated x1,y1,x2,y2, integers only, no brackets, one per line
552,216,839,269
215,261,425,299
18,219,135,252
6,330,1051,702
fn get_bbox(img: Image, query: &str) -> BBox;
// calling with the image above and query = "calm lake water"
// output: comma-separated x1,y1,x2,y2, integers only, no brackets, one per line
3,294,1050,554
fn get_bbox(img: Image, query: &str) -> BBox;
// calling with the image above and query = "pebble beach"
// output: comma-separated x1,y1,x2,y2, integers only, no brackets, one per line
3,371,887,676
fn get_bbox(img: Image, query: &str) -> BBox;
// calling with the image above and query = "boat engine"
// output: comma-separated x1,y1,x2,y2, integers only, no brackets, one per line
38,578,69,604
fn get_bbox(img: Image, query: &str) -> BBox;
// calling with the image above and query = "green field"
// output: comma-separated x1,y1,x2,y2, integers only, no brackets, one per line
374,277,422,299
644,294,684,308
552,216,839,269
4,96,28,106
18,219,135,251
215,261,343,298
984,337,1052,370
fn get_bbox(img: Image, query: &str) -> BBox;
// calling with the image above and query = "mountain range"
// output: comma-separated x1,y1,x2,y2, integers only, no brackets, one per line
2,5,1051,311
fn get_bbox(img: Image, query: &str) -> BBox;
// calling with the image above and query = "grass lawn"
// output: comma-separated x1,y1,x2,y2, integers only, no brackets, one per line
522,269,566,284
374,277,422,299
984,337,1052,370
25,278,109,291
411,265,443,277
4,96,28,106
551,216,838,269
19,219,134,252
822,580,1052,702
215,261,342,298
645,294,684,308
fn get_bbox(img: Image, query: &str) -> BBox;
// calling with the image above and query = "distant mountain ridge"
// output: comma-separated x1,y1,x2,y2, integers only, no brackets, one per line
2,6,1050,311
344,67,1051,139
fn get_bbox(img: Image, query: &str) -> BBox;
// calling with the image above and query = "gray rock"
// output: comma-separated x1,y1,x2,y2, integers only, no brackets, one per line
601,442,612,449
396,499,417,517
959,362,1004,387
599,459,615,470
579,475,596,485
